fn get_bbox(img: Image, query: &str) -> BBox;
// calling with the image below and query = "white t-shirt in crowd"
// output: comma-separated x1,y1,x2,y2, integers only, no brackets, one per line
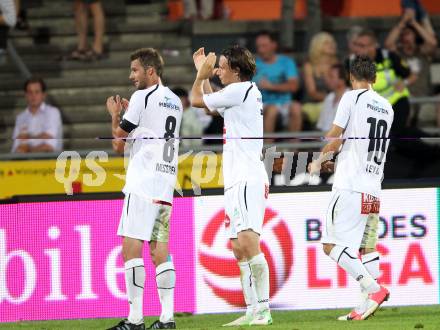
122,84,182,204
333,88,394,198
12,102,63,152
317,88,350,132
203,81,268,189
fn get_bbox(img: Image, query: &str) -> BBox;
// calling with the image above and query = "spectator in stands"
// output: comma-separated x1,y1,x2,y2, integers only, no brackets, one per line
401,0,436,38
302,32,337,128
173,87,203,149
183,0,214,20
353,28,412,135
385,12,437,126
253,31,301,135
12,77,63,153
70,0,105,61
317,64,349,132
0,0,17,62
346,25,363,56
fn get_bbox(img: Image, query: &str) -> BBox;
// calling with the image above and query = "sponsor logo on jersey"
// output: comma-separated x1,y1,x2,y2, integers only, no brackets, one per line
159,96,180,111
367,102,389,115
361,193,380,214
198,207,293,306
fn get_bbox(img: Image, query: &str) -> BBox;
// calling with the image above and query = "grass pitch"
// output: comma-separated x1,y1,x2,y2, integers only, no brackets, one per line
3,305,440,329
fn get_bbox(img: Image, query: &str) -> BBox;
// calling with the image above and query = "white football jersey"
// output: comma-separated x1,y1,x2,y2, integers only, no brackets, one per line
121,84,182,203
333,88,394,197
203,81,269,189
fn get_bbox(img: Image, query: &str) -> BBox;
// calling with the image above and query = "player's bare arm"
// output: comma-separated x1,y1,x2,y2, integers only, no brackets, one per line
190,52,217,113
106,95,129,154
193,47,216,94
308,124,345,175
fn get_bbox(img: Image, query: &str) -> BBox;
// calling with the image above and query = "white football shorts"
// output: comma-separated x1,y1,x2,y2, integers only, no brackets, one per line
224,180,269,239
321,189,378,251
118,193,172,242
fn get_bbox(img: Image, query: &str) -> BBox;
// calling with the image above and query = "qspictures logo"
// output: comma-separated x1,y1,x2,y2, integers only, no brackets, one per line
198,208,293,306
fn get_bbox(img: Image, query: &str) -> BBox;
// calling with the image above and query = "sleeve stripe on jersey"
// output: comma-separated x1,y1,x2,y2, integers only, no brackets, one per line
242,83,254,102
355,89,368,105
244,183,248,211
119,118,138,133
145,84,159,109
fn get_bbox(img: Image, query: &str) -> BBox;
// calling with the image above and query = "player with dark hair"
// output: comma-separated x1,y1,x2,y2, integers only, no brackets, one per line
190,46,272,326
309,55,394,321
106,48,182,330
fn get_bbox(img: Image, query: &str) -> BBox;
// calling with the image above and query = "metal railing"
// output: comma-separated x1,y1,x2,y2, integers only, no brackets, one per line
7,39,31,79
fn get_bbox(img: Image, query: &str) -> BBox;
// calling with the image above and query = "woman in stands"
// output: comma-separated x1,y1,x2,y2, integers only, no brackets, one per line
302,32,339,129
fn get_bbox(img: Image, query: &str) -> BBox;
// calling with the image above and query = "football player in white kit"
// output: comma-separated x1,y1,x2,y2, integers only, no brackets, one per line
309,55,394,320
190,46,272,326
106,48,182,330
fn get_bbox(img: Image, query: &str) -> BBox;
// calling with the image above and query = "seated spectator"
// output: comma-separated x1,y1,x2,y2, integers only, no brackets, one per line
385,11,438,126
253,31,301,135
302,32,338,127
172,87,204,149
0,0,17,62
12,77,63,153
317,64,349,132
69,0,105,61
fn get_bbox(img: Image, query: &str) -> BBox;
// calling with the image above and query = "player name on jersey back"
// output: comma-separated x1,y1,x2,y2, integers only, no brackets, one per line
333,89,394,197
155,162,177,175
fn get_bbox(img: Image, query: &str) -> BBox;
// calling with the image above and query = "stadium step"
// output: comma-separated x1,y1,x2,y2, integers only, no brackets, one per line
0,66,194,98
0,76,192,111
0,72,194,96
10,19,184,37
4,105,109,127
12,37,191,56
10,31,191,48
1,51,192,72
27,1,167,19
0,123,112,152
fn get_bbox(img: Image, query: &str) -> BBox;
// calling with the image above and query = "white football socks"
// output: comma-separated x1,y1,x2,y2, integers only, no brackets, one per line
125,258,145,325
362,251,380,279
156,260,175,323
354,251,381,313
238,261,257,316
248,253,270,312
329,246,380,294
